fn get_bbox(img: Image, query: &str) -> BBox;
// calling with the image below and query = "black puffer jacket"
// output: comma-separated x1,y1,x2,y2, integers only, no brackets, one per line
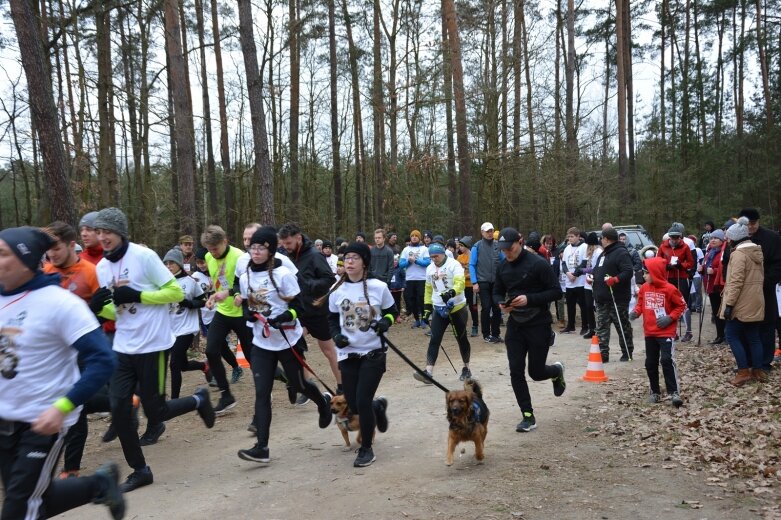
592,241,634,305
289,235,336,316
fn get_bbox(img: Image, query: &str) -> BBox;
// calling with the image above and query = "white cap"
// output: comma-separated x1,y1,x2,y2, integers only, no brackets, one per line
480,222,494,232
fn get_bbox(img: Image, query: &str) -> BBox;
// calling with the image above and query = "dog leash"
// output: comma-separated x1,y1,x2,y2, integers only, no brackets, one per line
379,333,451,393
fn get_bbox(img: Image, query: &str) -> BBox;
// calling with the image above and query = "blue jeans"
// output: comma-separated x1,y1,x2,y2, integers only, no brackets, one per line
724,320,764,369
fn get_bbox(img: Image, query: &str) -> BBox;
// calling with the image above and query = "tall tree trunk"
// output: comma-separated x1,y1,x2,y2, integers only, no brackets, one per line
520,1,537,211
754,0,774,127
615,0,628,203
96,1,118,207
373,0,385,226
442,8,457,229
660,0,667,145
164,0,197,236
195,0,218,222
289,0,301,219
622,0,636,179
442,0,473,231
343,0,366,229
564,0,578,222
328,0,343,228
237,0,275,224
692,0,707,143
554,0,563,148
380,0,401,199
9,0,73,223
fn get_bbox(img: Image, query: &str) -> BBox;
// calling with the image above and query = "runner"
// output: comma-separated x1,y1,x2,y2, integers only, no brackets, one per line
94,208,215,492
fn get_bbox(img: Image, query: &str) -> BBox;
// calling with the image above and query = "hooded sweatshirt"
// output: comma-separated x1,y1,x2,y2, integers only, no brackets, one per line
633,257,687,337
719,241,764,322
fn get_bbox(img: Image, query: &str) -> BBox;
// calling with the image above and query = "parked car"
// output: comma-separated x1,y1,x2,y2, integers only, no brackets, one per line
556,225,655,253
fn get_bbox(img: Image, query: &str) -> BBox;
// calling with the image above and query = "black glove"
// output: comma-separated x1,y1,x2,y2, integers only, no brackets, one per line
440,289,456,303
656,315,673,329
89,287,113,314
112,285,142,305
267,310,294,329
665,263,675,271
723,305,733,321
371,316,393,335
179,299,196,309
243,306,259,323
334,334,350,348
422,303,433,324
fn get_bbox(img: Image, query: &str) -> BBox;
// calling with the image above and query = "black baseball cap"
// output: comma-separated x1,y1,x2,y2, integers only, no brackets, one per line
497,227,521,250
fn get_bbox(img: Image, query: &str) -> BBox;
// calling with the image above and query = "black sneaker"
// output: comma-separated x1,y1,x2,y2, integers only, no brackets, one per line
247,421,257,433
579,327,589,336
101,423,117,443
92,462,126,520
238,444,270,463
374,397,389,433
619,354,630,362
353,446,376,467
516,412,537,432
671,391,683,408
119,466,153,493
488,336,502,344
214,392,237,416
318,392,333,428
413,370,434,384
194,387,215,428
560,327,575,333
552,362,566,397
582,330,594,339
138,422,165,446
459,367,472,381
709,337,725,345
483,335,491,343
295,394,311,406
601,351,609,363
231,366,244,384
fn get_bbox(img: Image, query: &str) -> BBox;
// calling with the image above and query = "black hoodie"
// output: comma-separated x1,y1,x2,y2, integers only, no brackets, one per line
289,234,337,316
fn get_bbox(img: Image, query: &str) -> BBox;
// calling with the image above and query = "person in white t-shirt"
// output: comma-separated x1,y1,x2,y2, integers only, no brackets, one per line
560,227,588,334
413,243,472,384
162,248,208,400
0,226,125,519
236,227,333,464
322,242,397,468
93,208,215,493
322,240,339,274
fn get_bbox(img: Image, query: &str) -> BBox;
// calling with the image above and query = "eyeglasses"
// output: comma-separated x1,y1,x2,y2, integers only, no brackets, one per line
249,245,268,253
344,255,362,262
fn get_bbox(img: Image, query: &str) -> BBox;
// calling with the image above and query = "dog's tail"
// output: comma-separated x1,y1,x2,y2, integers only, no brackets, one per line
464,378,483,399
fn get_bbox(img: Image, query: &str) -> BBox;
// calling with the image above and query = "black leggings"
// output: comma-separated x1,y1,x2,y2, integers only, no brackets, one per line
565,286,586,330
62,386,110,472
504,322,559,414
339,351,386,449
250,342,327,448
170,333,206,399
425,305,471,367
708,292,725,339
478,282,501,337
463,287,479,327
583,289,596,332
206,312,254,393
405,280,426,320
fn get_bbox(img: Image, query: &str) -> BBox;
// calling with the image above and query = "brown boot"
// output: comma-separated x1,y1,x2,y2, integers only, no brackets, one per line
752,369,769,383
731,368,753,387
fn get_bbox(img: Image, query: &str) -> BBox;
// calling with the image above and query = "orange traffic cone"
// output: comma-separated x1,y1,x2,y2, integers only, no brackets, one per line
582,335,609,383
236,342,251,369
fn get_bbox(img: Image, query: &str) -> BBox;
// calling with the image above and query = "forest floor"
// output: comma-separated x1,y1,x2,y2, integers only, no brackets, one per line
56,311,779,520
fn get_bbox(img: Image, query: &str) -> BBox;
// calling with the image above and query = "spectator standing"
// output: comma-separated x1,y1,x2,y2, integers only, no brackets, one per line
457,236,479,337
399,230,430,328
370,229,395,285
560,227,588,335
469,222,504,343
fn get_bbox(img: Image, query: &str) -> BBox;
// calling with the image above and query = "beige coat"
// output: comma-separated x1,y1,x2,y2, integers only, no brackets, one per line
719,242,764,322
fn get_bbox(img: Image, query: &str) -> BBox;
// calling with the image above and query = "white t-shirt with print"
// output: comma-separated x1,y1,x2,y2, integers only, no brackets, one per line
235,251,298,280
583,247,603,291
191,271,215,325
562,242,587,288
239,265,303,351
400,245,429,281
0,285,98,427
328,279,395,362
426,257,467,307
169,275,204,336
324,253,338,275
96,243,176,354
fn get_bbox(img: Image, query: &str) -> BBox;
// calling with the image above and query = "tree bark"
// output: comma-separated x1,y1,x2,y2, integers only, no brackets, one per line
96,1,118,207
289,0,301,219
373,0,385,226
328,0,343,228
195,0,218,222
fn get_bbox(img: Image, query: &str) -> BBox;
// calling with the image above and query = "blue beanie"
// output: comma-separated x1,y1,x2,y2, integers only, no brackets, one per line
428,243,446,255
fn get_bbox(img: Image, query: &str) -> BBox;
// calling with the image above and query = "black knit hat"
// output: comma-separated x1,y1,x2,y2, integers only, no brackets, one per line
585,232,600,246
0,227,55,273
195,247,208,260
343,241,371,267
250,226,278,251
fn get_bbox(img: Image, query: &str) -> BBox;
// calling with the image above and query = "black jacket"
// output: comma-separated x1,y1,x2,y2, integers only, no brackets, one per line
751,226,781,321
289,235,336,317
493,249,561,328
592,241,634,305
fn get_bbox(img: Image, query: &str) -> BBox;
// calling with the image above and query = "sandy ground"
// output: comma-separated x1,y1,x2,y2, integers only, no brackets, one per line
53,314,768,520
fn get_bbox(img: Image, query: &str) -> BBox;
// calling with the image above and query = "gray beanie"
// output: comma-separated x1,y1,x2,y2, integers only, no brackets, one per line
94,207,128,238
79,211,99,230
725,217,750,242
163,248,184,269
668,222,685,237
709,229,725,241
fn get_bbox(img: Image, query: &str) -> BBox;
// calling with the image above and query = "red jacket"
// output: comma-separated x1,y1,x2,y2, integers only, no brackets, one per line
656,238,694,280
634,257,687,337
703,242,725,294
80,245,104,266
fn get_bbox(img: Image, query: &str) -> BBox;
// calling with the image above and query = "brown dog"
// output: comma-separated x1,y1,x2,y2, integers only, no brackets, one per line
330,394,365,451
446,379,490,466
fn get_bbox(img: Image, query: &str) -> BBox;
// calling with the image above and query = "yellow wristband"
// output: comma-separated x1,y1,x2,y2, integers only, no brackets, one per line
383,314,394,323
289,308,298,320
53,397,75,415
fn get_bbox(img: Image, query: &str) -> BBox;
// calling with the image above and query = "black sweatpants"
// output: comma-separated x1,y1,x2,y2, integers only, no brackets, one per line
62,386,110,472
425,305,471,367
110,351,198,470
170,333,206,399
504,322,560,415
583,289,596,332
464,287,479,328
708,292,725,339
644,336,679,394
249,342,327,448
0,423,105,519
405,280,425,320
339,351,386,450
565,286,586,330
205,312,254,396
478,282,501,337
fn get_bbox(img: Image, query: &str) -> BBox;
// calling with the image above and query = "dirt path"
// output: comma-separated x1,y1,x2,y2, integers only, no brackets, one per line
57,317,765,519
